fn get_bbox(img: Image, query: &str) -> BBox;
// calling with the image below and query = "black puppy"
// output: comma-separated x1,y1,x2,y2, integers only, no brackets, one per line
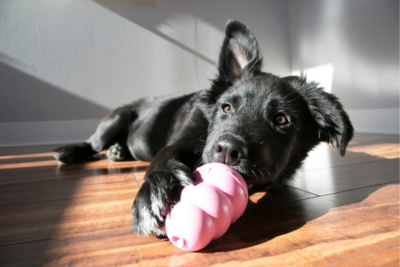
55,20,353,236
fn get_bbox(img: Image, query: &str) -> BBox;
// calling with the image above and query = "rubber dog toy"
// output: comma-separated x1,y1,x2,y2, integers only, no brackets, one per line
165,162,248,251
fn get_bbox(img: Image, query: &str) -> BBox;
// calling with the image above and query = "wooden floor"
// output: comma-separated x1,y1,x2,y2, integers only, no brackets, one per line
0,133,398,266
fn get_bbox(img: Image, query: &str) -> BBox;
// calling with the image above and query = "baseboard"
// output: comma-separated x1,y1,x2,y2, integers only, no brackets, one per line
0,119,101,147
346,108,399,135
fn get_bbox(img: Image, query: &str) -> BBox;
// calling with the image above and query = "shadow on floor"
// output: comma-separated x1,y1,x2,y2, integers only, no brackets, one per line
201,181,398,253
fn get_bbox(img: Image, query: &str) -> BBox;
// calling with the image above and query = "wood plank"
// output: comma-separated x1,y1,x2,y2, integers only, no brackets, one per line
0,191,136,245
0,152,56,160
0,177,316,245
0,158,148,171
0,144,62,156
0,177,139,206
0,160,148,186
133,171,320,208
346,143,399,160
0,156,146,206
301,142,399,171
0,183,397,266
0,166,143,190
0,134,398,266
248,184,317,208
0,152,57,165
287,158,399,195
328,243,399,267
0,172,317,206
347,133,399,147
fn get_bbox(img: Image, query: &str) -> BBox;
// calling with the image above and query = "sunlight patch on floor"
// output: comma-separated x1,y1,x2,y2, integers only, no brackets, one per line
0,152,56,160
347,144,399,159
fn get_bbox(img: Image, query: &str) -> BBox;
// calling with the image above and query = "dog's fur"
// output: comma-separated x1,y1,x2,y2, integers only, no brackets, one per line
55,20,354,236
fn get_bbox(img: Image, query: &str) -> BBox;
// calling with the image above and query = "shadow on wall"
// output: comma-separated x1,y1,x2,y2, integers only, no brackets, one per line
0,53,110,123
92,0,283,66
93,0,221,66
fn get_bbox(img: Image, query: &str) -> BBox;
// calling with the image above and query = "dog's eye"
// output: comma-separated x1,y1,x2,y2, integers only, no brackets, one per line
275,115,287,125
222,104,233,113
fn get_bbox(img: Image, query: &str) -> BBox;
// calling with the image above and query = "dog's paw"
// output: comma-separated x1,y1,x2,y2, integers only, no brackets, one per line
131,161,193,236
131,180,165,237
54,143,95,164
106,143,132,161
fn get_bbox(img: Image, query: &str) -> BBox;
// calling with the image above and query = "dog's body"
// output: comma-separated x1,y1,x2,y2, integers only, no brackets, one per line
55,21,353,236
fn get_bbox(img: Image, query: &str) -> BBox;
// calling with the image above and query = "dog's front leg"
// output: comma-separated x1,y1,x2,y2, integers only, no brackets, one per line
131,145,200,236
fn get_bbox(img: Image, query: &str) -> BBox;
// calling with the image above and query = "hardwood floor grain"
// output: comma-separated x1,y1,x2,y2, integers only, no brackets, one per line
0,184,397,266
0,133,398,266
330,244,400,267
287,159,399,195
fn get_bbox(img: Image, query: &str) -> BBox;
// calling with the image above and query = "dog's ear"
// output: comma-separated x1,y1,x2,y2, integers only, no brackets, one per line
217,20,263,83
286,77,354,156
201,20,263,113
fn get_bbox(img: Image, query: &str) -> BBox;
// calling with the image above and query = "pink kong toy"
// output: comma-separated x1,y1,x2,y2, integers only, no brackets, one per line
165,162,248,251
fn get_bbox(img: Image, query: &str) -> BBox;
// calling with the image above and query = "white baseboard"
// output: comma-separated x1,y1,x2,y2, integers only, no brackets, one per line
0,119,101,147
346,108,399,135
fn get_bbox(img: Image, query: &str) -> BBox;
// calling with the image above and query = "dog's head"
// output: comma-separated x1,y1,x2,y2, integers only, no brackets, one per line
201,20,354,186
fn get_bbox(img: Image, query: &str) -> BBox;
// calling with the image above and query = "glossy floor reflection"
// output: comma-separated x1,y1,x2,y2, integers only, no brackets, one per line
0,133,398,266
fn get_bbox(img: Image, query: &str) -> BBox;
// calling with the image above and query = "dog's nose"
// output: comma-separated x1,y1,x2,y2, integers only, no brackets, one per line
213,135,248,166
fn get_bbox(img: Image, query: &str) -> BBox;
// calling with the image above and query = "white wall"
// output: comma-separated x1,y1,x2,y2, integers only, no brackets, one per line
0,0,398,147
289,0,399,134
0,0,291,147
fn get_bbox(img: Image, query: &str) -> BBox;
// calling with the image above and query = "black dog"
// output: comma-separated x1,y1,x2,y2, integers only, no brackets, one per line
55,20,353,236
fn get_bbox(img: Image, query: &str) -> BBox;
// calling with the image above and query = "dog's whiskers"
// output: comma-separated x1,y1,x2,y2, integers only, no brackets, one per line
197,138,206,144
251,169,257,179
256,167,266,179
195,158,203,169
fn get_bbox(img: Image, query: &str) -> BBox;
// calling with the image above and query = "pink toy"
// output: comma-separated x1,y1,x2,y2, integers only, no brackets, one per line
165,162,248,251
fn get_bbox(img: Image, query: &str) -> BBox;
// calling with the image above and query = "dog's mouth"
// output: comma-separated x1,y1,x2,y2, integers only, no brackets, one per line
231,164,271,185
201,156,271,186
